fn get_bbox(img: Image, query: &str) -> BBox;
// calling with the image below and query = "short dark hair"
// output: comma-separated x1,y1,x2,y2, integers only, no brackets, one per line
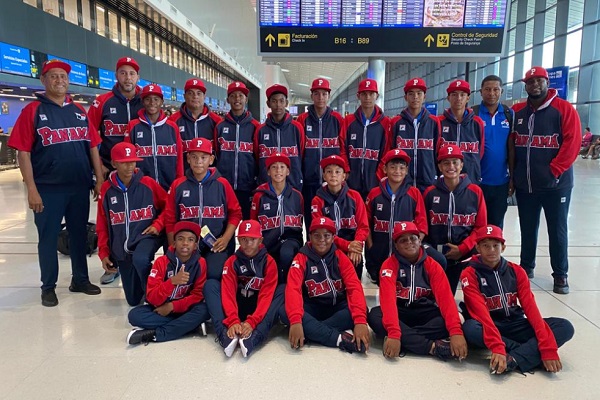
480,75,503,87
586,127,591,131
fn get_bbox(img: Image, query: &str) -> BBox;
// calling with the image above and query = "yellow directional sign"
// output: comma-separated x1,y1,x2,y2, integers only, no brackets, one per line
265,34,275,47
424,34,434,48
437,34,450,48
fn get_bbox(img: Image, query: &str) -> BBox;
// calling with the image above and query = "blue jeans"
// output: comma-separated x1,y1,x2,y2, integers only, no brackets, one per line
463,317,574,372
516,188,572,277
481,183,509,229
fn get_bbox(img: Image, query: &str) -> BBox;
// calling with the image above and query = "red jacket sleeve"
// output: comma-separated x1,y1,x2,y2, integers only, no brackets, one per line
221,256,241,327
409,187,428,235
351,190,370,242
171,257,207,313
513,264,560,360
146,256,175,307
457,185,487,255
163,178,184,234
285,254,308,325
424,257,463,336
87,96,104,130
335,113,348,163
245,254,279,329
8,102,40,151
460,267,506,355
219,178,243,228
74,103,101,148
96,182,112,260
338,250,368,324
365,187,378,226
474,115,485,159
379,257,402,339
550,100,582,178
123,120,136,143
250,191,262,221
293,120,306,157
375,117,392,182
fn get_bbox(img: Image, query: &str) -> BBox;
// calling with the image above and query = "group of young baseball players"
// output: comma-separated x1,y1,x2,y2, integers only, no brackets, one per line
13,56,575,376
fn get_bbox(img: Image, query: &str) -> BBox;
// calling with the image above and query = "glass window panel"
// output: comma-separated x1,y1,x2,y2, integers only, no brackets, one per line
108,11,119,43
523,48,533,75
568,0,584,32
525,20,534,47
129,23,138,51
23,0,38,7
81,0,91,30
96,3,106,36
566,30,582,68
139,28,148,55
507,55,515,83
43,0,59,16
568,69,579,103
508,29,516,53
544,6,556,39
542,40,554,68
526,0,535,20
120,17,127,46
63,0,78,25
510,1,518,28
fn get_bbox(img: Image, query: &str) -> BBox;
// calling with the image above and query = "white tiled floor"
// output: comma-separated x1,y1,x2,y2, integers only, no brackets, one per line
1,160,599,399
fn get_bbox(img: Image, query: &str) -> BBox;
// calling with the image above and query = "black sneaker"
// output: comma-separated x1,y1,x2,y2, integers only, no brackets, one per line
69,281,101,295
505,354,519,373
433,339,455,361
127,328,156,345
216,334,239,357
338,331,366,354
41,289,58,307
553,277,569,294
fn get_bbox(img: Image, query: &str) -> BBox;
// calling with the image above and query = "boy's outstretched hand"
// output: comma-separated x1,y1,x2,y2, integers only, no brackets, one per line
383,337,401,359
450,334,468,360
353,323,370,352
543,359,562,373
289,323,304,349
490,353,507,374
227,323,242,339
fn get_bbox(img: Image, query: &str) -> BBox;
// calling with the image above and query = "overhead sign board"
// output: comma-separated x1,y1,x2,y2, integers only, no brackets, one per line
258,0,509,58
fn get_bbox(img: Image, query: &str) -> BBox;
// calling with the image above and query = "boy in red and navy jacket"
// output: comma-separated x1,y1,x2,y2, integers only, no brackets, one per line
127,221,210,345
368,222,467,361
311,155,369,278
365,149,437,285
256,84,305,191
423,144,487,294
124,84,183,191
461,225,574,374
204,220,285,358
251,153,303,283
170,78,221,171
283,217,370,354
345,78,391,198
215,81,260,220
438,80,485,184
97,142,167,306
390,78,441,192
161,138,242,280
297,78,347,229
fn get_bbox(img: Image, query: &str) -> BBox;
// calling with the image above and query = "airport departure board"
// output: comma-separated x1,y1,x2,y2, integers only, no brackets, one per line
258,0,509,57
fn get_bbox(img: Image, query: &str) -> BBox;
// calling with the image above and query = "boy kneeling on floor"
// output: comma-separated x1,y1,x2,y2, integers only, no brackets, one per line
127,221,209,345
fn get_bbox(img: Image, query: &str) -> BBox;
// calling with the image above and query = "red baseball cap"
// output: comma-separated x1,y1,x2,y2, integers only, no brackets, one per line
437,144,464,161
358,78,378,93
392,221,420,241
174,221,201,240
116,57,140,72
320,155,348,172
238,220,262,238
310,216,336,234
523,66,549,82
185,78,207,93
447,79,471,95
187,137,213,154
41,59,71,76
265,152,290,169
266,84,288,99
311,78,331,92
404,77,427,94
477,225,505,244
382,149,411,165
227,81,249,96
111,142,142,163
140,84,163,99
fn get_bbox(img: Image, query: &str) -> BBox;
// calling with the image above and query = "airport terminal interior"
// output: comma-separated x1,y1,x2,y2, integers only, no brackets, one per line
1,0,600,398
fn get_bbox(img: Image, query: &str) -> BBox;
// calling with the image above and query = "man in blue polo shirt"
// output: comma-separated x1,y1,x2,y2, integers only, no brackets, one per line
474,75,514,228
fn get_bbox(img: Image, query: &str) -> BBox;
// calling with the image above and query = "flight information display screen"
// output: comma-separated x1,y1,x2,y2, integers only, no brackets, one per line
258,0,509,56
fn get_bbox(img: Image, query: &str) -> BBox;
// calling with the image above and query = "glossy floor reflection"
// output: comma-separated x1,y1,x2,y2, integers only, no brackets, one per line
1,159,599,399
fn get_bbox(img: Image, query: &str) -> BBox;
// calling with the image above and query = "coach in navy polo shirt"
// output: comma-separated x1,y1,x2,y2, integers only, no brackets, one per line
9,59,104,307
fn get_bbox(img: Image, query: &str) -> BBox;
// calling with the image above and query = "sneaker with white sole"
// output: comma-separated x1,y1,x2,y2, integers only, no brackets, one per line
127,328,156,345
100,271,120,284
240,333,261,358
216,334,239,357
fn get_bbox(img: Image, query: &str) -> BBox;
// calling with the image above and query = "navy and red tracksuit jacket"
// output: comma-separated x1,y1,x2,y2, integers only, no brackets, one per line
124,109,183,191
96,168,167,261
297,105,347,186
366,178,428,260
438,108,485,184
311,183,369,253
423,175,487,257
221,245,278,329
8,92,101,190
511,88,581,193
285,243,368,325
215,111,260,191
170,103,221,169
162,167,242,236
146,248,207,313
379,247,463,340
390,107,441,191
461,255,560,360
87,84,142,168
250,182,304,251
255,112,305,191
344,106,391,195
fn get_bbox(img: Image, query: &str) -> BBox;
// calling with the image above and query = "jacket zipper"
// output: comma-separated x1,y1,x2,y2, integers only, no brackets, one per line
198,182,204,228
151,125,159,185
318,118,323,182
526,113,535,193
123,192,131,254
408,264,416,306
234,123,240,190
447,192,455,243
361,124,367,181
389,193,396,256
412,119,419,187
321,259,337,306
493,270,511,317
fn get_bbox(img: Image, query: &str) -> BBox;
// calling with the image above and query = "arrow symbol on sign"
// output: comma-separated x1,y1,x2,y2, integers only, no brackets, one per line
424,34,434,48
265,34,275,47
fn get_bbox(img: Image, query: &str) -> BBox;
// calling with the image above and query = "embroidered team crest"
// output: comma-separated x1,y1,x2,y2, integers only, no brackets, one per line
443,127,449,133
501,120,510,128
223,127,229,133
291,260,300,269
518,118,523,125
263,134,270,140
137,131,143,138
398,269,406,278
75,113,86,121
183,190,190,197
110,107,117,114
381,269,393,278
306,125,312,132
311,205,318,213
167,271,174,278
222,266,228,275
433,196,440,204
149,269,158,278
377,203,383,211
110,196,117,204
179,126,185,132
263,203,270,210
311,266,318,274
92,100,100,108
39,114,48,121
480,278,488,286
324,207,329,214
351,134,356,140
399,125,406,131
461,277,469,288
240,265,247,273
